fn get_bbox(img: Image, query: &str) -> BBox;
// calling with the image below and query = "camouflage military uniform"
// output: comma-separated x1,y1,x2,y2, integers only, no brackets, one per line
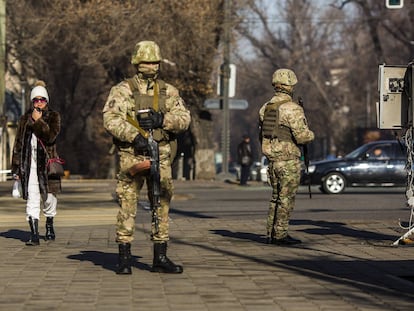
259,69,314,244
103,76,190,243
102,41,190,275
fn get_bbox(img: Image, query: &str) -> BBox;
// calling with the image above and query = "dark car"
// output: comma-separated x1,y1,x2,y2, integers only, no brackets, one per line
301,140,407,194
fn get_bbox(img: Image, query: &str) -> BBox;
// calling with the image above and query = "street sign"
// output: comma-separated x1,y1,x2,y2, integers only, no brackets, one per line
385,0,403,9
217,64,236,98
203,98,248,110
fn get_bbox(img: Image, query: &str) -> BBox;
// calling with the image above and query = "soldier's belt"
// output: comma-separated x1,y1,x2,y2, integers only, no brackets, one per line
263,135,293,143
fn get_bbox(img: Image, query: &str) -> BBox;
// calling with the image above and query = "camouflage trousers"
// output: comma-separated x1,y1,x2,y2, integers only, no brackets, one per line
115,151,173,244
266,159,301,239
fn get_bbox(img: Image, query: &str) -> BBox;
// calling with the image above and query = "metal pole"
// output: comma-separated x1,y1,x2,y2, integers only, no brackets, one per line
0,0,4,114
21,84,26,114
0,0,6,182
220,0,231,175
366,82,371,128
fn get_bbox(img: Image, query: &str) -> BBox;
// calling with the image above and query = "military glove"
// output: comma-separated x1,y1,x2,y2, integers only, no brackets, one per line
138,109,164,130
133,134,148,152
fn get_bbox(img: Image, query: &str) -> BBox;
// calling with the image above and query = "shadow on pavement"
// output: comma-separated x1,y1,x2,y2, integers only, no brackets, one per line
67,251,151,273
209,229,267,243
210,219,397,244
277,259,414,296
293,219,398,241
177,234,414,306
0,229,29,242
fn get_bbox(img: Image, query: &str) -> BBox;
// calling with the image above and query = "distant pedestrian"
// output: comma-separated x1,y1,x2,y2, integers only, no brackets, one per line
237,134,253,186
11,81,62,245
259,69,314,246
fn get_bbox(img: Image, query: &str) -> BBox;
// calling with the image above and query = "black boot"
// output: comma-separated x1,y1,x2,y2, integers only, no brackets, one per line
116,243,132,275
151,242,183,274
272,235,302,246
26,217,40,246
45,217,55,240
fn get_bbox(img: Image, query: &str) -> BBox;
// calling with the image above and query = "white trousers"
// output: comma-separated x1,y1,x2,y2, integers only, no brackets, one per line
26,166,57,221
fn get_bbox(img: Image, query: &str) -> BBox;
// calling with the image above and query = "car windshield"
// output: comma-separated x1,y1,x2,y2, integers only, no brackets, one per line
344,145,367,159
344,141,406,160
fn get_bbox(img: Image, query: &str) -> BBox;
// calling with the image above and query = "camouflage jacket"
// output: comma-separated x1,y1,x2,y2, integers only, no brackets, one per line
259,92,314,161
103,75,191,156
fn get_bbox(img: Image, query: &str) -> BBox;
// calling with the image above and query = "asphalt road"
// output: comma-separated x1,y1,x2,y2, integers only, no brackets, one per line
1,179,409,229
171,182,409,223
0,180,410,222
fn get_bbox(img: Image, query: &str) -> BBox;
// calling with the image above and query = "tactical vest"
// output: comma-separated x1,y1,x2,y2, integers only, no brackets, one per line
262,99,294,142
126,77,178,160
126,77,168,142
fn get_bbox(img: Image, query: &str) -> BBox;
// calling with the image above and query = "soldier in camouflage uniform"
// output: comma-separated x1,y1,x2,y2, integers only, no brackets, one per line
259,68,314,246
103,41,191,274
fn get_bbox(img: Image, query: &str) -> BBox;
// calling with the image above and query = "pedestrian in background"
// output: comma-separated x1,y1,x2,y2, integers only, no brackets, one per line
259,69,314,246
103,41,191,274
11,81,62,245
237,134,253,186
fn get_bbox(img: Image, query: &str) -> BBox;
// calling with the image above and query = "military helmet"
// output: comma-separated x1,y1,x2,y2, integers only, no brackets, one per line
131,41,162,65
272,69,298,86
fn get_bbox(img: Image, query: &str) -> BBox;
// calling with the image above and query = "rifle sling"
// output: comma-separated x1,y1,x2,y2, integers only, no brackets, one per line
126,115,149,139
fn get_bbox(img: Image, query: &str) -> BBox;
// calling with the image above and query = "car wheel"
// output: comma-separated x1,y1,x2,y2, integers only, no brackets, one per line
319,186,327,194
322,172,346,194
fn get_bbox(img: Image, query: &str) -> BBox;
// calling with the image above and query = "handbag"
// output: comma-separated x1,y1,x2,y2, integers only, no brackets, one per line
47,157,65,177
38,138,65,177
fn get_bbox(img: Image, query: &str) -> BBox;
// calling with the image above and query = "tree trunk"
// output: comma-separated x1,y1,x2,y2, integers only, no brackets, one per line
190,108,216,180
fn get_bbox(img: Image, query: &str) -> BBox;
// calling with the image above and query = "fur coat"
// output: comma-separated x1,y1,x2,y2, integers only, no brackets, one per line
11,107,62,201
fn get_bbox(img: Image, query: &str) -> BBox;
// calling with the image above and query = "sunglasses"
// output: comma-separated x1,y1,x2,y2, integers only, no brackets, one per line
33,98,47,104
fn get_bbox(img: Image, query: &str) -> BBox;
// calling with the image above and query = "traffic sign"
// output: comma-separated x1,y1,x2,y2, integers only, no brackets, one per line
217,64,237,98
203,98,248,110
386,0,403,9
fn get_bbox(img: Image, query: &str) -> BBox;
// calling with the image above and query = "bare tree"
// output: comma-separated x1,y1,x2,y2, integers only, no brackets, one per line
6,0,236,178
235,0,349,158
235,0,414,159
333,0,414,144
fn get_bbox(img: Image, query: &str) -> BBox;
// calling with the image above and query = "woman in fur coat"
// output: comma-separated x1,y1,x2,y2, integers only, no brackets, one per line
11,81,62,245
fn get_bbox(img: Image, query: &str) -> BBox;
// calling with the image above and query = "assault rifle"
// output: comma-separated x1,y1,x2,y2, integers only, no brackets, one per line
135,109,161,234
146,129,161,234
298,97,312,199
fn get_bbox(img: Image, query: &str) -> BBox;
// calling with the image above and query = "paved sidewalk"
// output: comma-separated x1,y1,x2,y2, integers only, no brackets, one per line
0,179,414,310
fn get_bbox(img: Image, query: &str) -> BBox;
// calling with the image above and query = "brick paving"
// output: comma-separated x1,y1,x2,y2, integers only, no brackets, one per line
0,179,414,311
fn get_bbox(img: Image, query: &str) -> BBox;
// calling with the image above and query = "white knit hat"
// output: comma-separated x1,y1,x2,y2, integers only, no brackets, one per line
30,81,49,103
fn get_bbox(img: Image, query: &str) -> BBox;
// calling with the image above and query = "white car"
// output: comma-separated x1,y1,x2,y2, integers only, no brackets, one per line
259,156,269,183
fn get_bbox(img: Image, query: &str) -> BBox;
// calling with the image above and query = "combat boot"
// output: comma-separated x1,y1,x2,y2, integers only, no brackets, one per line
26,217,40,246
116,243,132,274
272,235,301,246
45,217,55,240
151,242,183,274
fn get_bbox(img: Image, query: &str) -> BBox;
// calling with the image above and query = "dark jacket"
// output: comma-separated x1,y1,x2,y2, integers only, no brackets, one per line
237,140,253,166
11,108,61,201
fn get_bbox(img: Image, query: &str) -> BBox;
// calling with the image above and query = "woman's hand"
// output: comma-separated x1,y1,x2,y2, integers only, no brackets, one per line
32,108,43,121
